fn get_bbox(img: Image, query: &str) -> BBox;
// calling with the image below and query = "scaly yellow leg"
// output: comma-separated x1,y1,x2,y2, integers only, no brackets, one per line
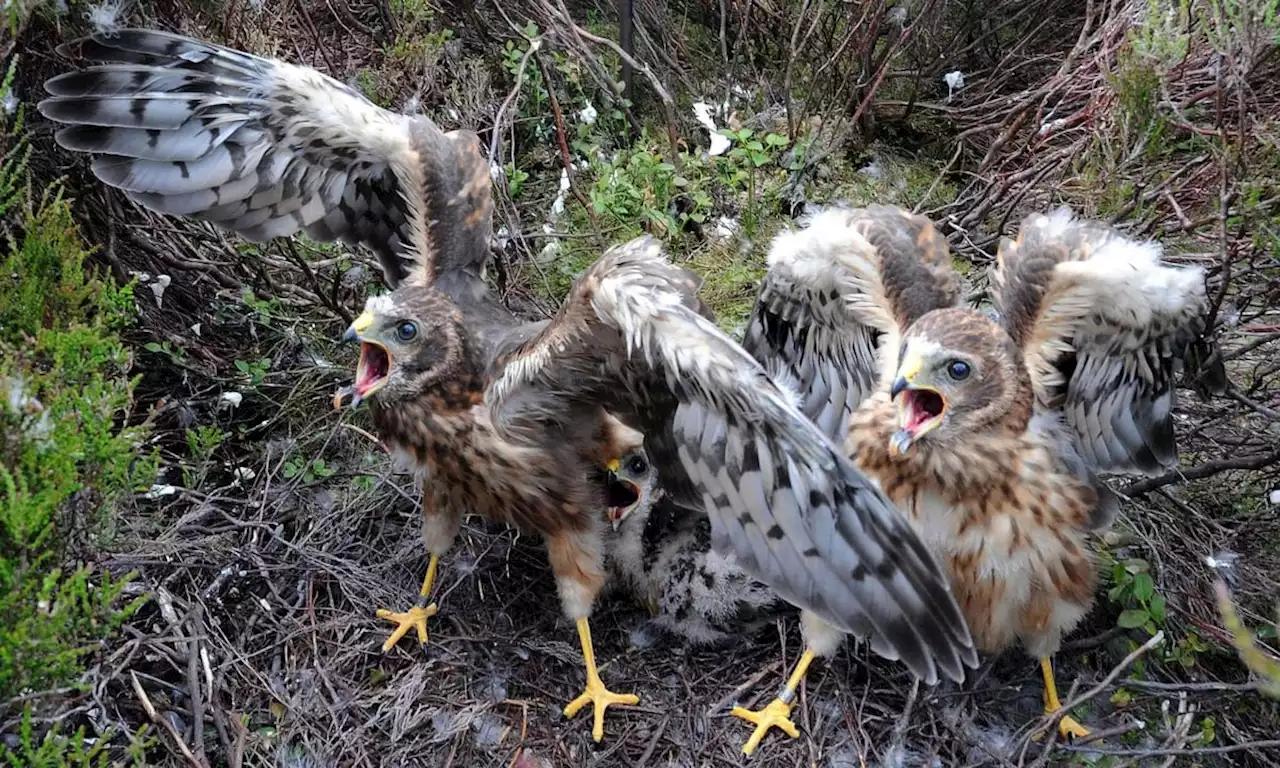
376,555,440,652
562,617,640,742
1041,657,1090,740
731,648,817,756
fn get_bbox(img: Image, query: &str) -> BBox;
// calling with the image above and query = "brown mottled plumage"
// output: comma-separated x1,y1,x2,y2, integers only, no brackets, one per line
36,28,655,742
736,204,1211,750
40,31,981,746
486,235,979,754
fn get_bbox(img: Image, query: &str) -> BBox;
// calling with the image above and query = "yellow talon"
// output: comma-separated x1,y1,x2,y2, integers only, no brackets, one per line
563,617,639,741
731,698,800,756
1055,714,1092,740
377,555,441,652
1040,656,1092,741
731,648,817,755
376,602,438,651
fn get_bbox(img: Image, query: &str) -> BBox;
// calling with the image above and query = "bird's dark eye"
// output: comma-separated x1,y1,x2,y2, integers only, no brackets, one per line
396,321,418,341
626,455,648,475
947,360,971,380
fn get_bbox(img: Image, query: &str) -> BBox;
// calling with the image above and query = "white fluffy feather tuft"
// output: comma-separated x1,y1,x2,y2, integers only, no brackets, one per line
1055,237,1206,326
766,209,896,332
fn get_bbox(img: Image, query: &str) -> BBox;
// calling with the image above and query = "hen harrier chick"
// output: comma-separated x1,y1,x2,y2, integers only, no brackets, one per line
737,204,1208,751
604,447,789,646
39,28,650,740
40,31,979,742
486,236,981,735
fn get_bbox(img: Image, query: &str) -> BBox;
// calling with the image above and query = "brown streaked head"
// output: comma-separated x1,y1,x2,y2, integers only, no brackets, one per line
888,308,1032,455
334,285,466,408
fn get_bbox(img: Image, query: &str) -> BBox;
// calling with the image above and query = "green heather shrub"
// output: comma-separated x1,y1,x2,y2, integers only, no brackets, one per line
0,57,154,762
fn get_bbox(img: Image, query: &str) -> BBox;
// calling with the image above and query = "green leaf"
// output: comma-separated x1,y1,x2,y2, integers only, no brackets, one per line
737,128,754,140
1149,592,1167,623
765,133,790,147
1110,687,1133,707
751,152,771,167
1133,572,1155,601
1118,609,1150,629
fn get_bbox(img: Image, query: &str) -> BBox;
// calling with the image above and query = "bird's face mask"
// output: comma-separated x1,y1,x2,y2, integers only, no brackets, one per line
889,341,975,456
333,301,429,408
604,452,652,531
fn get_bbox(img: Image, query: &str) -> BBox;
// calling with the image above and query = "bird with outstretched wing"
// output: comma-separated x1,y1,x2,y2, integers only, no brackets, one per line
39,29,980,744
37,27,660,741
486,235,982,746
734,203,1210,750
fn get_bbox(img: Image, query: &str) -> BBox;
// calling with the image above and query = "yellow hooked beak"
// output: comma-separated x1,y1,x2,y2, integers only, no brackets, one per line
342,310,375,342
604,459,641,532
889,350,947,456
333,310,390,410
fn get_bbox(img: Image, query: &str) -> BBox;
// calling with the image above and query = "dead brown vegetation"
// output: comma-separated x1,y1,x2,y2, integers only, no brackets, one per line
5,0,1279,765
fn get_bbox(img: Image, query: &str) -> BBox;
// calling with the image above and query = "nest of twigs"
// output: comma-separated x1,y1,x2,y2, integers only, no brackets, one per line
9,0,1280,764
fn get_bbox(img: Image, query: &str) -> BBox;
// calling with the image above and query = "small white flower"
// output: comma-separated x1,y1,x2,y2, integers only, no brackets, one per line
1,91,18,115
489,162,505,181
219,391,244,409
1269,488,1280,505
578,102,598,125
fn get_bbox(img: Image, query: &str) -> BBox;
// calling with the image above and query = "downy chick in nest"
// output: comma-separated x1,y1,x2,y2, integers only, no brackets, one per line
603,448,790,646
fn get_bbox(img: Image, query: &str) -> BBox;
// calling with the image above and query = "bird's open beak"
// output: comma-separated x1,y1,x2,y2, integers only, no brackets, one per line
604,459,642,531
889,352,947,456
333,311,392,410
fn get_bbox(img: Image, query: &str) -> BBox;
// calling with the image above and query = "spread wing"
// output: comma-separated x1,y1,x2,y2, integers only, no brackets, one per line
487,237,978,686
38,28,492,289
742,205,966,442
991,208,1209,477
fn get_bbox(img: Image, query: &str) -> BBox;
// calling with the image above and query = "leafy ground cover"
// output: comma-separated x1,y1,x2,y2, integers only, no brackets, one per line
2,0,1278,765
